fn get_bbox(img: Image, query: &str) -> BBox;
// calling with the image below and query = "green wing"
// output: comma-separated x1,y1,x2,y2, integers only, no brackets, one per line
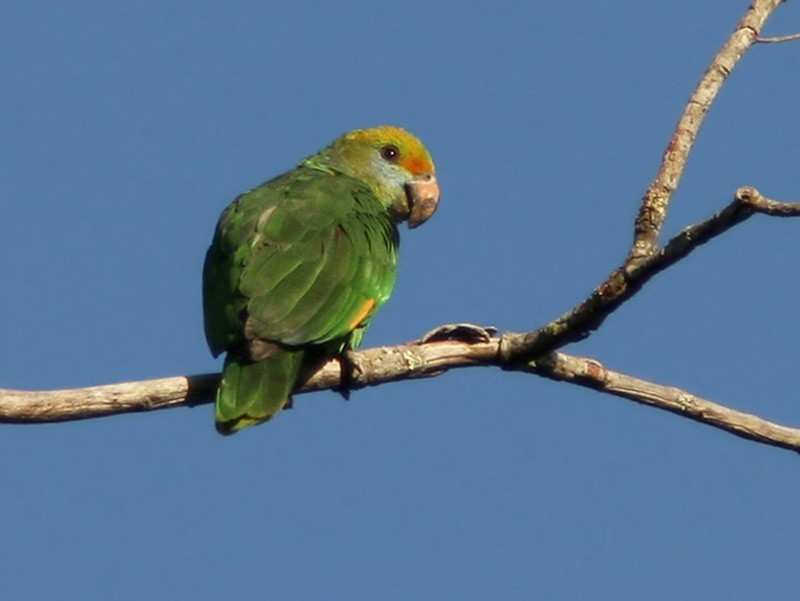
203,166,399,432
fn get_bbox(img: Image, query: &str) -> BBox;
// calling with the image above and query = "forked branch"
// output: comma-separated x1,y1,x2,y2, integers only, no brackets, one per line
629,0,784,260
1,1,798,454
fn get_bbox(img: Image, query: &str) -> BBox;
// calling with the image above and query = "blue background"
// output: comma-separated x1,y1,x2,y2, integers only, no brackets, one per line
2,1,799,599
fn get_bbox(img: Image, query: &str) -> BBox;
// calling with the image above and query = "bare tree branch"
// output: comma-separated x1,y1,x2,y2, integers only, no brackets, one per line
499,187,794,363
498,0,790,363
1,2,798,457
4,336,800,453
629,0,783,261
0,339,499,424
523,352,800,454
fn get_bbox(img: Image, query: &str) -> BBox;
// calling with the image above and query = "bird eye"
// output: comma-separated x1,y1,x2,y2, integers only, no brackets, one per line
380,144,400,162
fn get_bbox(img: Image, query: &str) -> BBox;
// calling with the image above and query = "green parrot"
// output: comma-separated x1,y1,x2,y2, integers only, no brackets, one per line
203,126,440,434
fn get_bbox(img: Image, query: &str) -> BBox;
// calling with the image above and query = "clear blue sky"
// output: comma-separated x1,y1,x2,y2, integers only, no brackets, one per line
2,1,800,599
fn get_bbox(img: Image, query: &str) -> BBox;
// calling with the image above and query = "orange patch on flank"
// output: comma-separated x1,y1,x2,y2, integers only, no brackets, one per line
349,298,376,329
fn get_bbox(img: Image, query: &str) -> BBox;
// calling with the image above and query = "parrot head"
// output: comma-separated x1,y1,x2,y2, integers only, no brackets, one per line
308,125,440,228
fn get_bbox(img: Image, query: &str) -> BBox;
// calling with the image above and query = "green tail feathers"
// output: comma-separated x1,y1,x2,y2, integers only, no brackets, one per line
215,350,305,435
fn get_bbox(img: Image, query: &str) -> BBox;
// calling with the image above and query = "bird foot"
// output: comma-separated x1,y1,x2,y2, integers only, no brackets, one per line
335,349,361,401
418,323,498,344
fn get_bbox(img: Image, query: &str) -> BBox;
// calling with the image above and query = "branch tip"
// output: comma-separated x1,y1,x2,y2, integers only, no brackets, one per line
735,186,760,204
736,186,800,216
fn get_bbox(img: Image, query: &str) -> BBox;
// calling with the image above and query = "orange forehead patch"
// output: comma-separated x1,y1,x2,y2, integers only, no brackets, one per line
398,153,434,176
345,125,435,175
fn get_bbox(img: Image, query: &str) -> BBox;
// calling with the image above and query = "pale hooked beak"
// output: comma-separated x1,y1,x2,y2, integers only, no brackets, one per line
404,174,440,229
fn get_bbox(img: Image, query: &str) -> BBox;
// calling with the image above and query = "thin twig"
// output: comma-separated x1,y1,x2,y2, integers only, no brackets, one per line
757,32,800,42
